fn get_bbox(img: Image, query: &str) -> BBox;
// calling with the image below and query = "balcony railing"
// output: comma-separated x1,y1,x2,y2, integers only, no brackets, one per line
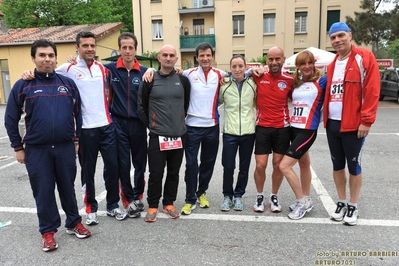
178,0,215,13
180,34,215,50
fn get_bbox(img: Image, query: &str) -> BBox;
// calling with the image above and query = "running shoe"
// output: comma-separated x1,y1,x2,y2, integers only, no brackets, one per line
269,195,282,213
289,197,313,211
343,205,359,226
330,202,347,222
134,199,145,211
288,200,313,220
66,222,91,239
42,231,58,252
85,212,99,225
253,195,265,213
107,207,128,221
197,193,210,208
144,208,159,222
220,196,233,212
162,205,180,219
181,203,196,215
233,198,244,211
127,202,141,218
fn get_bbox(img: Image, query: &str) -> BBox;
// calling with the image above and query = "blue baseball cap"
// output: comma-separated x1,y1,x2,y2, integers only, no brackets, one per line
329,22,350,36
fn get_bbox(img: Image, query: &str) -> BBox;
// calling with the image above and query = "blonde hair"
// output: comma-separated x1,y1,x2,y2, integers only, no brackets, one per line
293,50,321,89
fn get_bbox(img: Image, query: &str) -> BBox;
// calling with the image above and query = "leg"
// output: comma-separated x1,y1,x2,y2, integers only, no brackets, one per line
79,128,100,213
298,152,312,196
130,119,147,201
54,143,81,228
163,138,185,206
326,120,348,201
342,132,365,204
115,118,134,208
279,155,302,199
197,125,219,197
147,136,166,208
271,153,285,195
234,134,255,198
99,124,120,210
25,146,61,234
221,133,239,198
254,154,269,193
184,126,201,204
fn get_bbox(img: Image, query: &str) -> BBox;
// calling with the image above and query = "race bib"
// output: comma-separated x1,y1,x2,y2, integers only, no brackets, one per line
290,101,309,124
158,136,183,151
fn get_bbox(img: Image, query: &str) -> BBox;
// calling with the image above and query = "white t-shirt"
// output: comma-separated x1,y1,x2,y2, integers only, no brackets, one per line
328,58,348,120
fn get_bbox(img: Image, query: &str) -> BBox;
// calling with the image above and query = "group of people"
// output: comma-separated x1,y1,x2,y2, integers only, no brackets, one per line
4,21,380,252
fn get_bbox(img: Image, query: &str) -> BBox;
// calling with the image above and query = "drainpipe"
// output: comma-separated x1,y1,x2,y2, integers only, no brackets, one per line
139,0,144,54
318,0,322,48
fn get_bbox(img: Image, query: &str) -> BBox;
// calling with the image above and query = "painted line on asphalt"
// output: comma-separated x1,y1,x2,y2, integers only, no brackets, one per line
0,161,18,170
310,166,336,215
0,207,397,227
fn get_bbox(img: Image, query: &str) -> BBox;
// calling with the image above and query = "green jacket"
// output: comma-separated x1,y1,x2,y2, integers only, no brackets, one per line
219,77,257,136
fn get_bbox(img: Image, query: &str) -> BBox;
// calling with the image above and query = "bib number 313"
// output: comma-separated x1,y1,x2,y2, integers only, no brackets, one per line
158,136,183,151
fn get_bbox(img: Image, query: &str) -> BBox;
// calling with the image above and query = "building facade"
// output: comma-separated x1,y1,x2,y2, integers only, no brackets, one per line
133,0,368,71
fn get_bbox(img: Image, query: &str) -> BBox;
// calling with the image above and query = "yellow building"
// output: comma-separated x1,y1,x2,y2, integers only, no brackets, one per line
0,23,123,104
133,0,368,71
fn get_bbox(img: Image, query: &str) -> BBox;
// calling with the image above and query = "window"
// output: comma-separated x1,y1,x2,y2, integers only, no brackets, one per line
295,12,307,33
152,20,163,40
233,15,245,36
193,19,204,35
327,10,340,31
263,14,276,34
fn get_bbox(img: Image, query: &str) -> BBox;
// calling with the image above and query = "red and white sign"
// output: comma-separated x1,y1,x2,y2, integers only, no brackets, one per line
159,136,183,151
377,59,393,68
246,63,262,70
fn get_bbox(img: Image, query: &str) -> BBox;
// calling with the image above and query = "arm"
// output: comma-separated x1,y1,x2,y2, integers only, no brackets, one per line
4,80,26,163
137,80,152,127
179,76,191,116
358,53,381,137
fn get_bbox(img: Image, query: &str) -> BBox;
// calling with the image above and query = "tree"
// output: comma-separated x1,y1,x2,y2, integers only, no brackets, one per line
345,0,399,55
0,0,133,32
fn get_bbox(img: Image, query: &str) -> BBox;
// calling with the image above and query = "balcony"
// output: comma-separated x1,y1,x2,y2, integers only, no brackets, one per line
178,0,215,14
180,34,215,52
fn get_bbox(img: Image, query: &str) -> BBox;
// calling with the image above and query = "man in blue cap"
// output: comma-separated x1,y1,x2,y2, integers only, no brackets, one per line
323,22,380,225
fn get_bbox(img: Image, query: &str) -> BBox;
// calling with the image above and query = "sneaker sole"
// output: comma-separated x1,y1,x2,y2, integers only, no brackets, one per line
43,243,58,252
144,217,157,222
253,207,265,213
162,210,180,219
85,220,99,226
128,213,141,218
66,230,91,239
106,213,127,221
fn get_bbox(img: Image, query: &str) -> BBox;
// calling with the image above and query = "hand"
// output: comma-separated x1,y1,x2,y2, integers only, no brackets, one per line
22,70,35,81
75,144,79,155
357,124,370,138
15,150,25,164
143,68,155,82
67,55,77,64
175,68,183,75
252,67,265,77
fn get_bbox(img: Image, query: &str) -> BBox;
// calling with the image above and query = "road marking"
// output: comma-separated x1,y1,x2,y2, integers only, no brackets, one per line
310,166,336,215
0,207,397,227
0,161,18,170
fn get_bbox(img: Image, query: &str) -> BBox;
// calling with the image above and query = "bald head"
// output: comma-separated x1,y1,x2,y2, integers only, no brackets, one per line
267,46,285,76
158,44,178,74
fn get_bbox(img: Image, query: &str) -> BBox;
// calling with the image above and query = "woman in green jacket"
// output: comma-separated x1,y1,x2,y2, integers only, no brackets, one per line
219,55,257,211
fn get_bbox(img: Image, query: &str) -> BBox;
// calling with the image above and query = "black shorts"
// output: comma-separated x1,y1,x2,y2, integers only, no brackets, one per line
285,127,317,159
254,126,291,155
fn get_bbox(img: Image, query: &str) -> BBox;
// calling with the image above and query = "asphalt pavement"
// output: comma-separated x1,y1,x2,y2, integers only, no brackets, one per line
0,99,398,266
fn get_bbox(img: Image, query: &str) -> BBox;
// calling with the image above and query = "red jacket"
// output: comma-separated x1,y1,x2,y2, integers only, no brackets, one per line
323,45,380,132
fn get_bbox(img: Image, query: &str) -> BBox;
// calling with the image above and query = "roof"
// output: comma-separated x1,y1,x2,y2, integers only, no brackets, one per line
0,22,124,46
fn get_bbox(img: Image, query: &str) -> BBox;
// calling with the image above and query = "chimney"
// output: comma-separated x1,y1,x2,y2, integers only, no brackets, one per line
0,20,8,35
